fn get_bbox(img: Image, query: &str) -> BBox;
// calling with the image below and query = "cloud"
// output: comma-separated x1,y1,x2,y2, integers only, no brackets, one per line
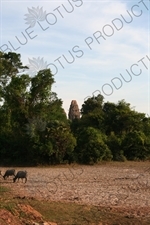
0,0,149,114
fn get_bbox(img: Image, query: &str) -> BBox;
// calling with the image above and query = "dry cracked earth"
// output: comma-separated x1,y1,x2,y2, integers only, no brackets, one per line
0,162,150,223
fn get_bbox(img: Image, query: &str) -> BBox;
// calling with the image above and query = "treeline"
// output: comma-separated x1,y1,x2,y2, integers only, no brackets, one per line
0,52,150,165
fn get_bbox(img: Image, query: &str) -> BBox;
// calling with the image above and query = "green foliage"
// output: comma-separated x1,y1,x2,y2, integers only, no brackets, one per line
81,94,104,115
73,95,105,134
0,51,150,165
27,120,76,165
75,127,112,164
107,132,126,161
46,120,76,164
0,51,69,165
103,100,145,135
122,131,150,160
142,117,150,137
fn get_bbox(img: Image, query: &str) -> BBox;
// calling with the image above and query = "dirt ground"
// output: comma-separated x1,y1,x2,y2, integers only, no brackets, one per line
0,162,150,219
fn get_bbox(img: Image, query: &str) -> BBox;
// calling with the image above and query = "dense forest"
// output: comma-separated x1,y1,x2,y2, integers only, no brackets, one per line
0,51,150,166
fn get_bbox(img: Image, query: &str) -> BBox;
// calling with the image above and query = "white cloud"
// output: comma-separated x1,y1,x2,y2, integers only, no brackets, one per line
0,0,149,114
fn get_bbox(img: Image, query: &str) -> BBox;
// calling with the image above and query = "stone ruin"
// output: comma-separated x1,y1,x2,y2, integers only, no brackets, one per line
68,100,80,120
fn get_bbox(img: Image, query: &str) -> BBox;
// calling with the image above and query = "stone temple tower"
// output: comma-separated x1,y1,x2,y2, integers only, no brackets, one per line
68,100,80,120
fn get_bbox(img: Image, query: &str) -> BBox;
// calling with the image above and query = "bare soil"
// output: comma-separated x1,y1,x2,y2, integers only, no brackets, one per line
0,161,150,222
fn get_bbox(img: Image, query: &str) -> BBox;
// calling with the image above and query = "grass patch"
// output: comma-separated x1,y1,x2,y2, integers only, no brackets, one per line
0,185,16,213
28,199,150,225
3,202,16,214
0,185,10,193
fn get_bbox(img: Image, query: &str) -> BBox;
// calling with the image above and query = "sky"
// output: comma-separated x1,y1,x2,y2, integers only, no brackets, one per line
0,0,150,116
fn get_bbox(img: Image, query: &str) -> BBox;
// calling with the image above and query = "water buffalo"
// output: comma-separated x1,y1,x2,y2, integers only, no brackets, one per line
2,169,16,179
13,171,27,183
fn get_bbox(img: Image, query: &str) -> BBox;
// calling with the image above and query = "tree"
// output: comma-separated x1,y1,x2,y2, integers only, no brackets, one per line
78,95,105,132
26,120,76,165
141,116,150,137
0,52,30,164
122,131,150,160
0,51,69,165
103,100,146,135
107,132,126,161
75,127,112,164
81,94,104,116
